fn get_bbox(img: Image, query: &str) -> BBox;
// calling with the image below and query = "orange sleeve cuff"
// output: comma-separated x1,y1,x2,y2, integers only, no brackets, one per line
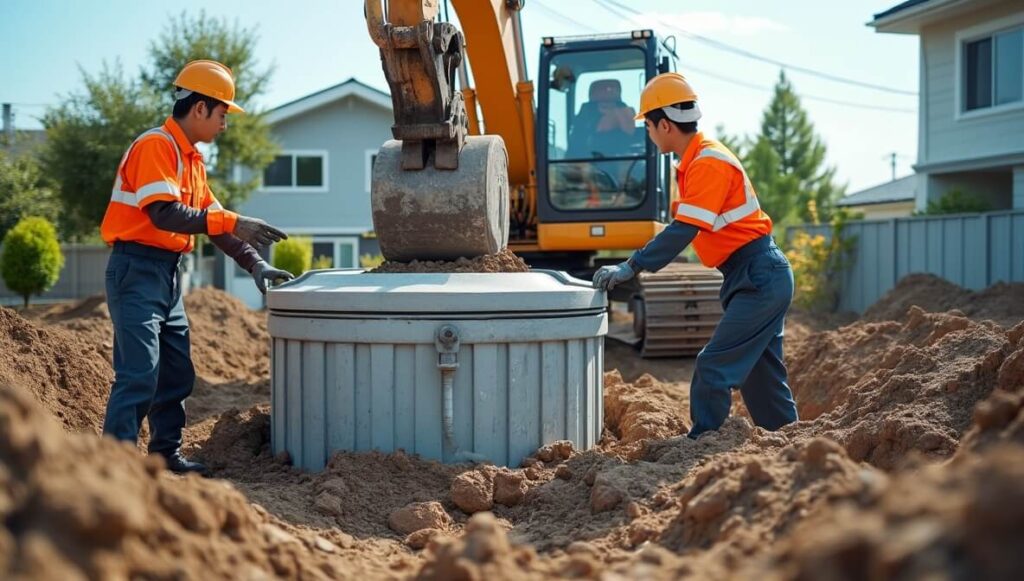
207,209,239,236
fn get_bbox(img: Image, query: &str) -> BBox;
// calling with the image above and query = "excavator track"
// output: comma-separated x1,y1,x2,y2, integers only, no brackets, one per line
620,262,723,358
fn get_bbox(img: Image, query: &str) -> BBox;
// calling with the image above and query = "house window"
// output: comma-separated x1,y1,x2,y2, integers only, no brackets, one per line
309,238,358,268
262,151,328,190
365,149,378,193
963,26,1023,112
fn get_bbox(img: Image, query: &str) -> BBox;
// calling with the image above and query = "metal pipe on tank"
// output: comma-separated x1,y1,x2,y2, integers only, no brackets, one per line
436,324,486,463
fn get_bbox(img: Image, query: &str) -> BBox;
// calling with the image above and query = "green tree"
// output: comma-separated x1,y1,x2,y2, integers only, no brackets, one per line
0,151,60,241
272,237,312,276
41,63,163,239
744,71,845,224
1,217,65,308
142,11,278,209
41,11,277,239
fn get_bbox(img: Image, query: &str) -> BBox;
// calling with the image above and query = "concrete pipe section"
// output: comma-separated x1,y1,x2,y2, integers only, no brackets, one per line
266,270,607,470
370,135,510,262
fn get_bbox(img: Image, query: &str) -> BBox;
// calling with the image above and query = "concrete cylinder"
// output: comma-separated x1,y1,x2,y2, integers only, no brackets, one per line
266,270,606,470
370,135,510,262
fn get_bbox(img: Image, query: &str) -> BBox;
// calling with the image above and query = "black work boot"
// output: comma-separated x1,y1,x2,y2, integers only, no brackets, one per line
160,451,210,477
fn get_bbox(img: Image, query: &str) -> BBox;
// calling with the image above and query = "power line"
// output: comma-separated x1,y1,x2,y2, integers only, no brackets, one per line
594,0,918,97
532,3,914,114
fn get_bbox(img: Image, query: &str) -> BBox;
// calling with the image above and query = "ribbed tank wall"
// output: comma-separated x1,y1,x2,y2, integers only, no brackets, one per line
270,336,604,470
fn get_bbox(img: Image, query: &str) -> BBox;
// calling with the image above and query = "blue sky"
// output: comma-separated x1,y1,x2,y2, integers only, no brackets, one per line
1,0,918,192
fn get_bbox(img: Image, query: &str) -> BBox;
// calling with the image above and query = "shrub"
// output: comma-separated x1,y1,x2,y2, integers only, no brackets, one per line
785,203,856,312
0,217,64,308
919,189,990,215
359,253,385,269
272,236,312,276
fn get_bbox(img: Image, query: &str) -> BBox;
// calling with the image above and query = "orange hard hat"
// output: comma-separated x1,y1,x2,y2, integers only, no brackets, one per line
173,60,244,114
634,72,699,121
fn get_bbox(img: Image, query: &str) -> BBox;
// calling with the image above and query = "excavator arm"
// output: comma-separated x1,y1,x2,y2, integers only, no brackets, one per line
364,1,536,261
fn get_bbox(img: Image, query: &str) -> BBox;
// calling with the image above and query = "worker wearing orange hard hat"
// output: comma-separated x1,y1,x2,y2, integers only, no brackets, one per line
594,72,798,438
100,60,294,475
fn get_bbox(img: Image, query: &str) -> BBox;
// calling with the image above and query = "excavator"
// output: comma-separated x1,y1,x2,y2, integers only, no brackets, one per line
364,0,723,357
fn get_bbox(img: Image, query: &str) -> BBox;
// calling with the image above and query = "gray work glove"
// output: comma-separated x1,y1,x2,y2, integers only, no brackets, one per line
592,261,636,291
234,215,288,247
250,260,295,294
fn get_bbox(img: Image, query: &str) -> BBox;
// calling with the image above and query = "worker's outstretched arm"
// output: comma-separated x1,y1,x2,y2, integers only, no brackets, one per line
593,221,698,291
629,221,699,273
145,200,267,273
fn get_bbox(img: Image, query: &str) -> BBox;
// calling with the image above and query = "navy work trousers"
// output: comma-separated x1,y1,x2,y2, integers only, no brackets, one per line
102,242,195,455
688,236,799,438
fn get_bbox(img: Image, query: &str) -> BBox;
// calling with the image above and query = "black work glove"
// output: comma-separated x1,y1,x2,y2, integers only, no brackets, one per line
234,215,288,247
250,260,295,294
592,261,636,291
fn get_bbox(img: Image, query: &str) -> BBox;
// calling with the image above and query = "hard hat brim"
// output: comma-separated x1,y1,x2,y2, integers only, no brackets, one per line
225,99,245,114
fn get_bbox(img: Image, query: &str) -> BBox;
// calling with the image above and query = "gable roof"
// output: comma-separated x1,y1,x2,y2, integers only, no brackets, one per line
265,78,392,125
837,175,916,207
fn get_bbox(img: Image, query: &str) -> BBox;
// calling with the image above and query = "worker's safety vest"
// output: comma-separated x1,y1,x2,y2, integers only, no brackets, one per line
100,120,234,253
671,135,773,268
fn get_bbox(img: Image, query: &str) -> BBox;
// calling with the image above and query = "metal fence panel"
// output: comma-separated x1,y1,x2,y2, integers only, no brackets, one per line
786,210,1024,313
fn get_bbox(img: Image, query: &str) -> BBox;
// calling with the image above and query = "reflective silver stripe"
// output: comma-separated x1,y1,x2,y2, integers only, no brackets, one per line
208,201,223,210
675,202,718,226
675,145,761,232
136,180,182,201
108,127,184,206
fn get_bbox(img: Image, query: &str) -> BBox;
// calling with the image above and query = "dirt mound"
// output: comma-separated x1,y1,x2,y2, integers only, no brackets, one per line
603,371,689,459
864,273,1024,327
183,287,270,384
753,444,1024,580
788,307,1015,468
30,288,271,386
371,248,530,273
0,384,396,580
0,307,111,433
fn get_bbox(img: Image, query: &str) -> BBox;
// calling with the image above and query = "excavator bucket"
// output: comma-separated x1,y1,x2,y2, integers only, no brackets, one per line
365,0,510,262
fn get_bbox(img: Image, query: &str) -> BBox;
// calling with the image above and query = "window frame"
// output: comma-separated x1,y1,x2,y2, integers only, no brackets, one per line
955,13,1024,121
365,149,378,194
260,149,330,193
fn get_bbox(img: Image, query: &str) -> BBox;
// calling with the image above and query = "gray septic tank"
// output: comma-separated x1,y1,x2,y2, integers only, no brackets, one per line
266,270,607,470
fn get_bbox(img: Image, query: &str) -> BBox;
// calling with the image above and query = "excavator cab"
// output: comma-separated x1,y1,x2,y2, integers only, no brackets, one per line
534,31,673,265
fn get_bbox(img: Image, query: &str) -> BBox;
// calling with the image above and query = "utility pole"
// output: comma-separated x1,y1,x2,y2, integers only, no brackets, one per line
888,151,897,181
2,103,13,145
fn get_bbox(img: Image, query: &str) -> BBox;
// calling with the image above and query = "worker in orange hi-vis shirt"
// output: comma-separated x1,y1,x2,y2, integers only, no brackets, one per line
99,60,294,476
593,73,798,438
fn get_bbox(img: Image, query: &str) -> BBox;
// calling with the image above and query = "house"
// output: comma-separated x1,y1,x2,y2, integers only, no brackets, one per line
1,104,47,159
870,0,1024,213
220,78,393,307
836,175,917,219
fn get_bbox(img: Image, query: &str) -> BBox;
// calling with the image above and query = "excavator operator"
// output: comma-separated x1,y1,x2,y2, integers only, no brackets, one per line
593,72,799,438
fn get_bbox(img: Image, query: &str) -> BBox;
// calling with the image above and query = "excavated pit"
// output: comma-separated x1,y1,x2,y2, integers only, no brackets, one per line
0,272,1021,578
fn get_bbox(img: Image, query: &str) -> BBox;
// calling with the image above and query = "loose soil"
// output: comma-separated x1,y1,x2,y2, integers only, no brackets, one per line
370,248,530,273
1,273,1022,578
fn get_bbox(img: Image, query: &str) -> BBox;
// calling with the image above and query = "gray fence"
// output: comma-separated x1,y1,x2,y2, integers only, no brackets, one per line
0,244,111,305
787,210,1024,313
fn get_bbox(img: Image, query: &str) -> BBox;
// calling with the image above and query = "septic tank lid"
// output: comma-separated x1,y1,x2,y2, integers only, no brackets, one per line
266,270,604,315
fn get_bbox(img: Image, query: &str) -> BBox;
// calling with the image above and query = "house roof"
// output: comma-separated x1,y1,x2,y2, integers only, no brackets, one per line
265,78,392,125
836,175,916,207
870,0,999,34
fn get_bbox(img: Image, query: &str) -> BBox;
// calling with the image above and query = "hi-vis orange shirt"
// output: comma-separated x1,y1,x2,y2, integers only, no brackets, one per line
670,132,773,267
100,117,238,253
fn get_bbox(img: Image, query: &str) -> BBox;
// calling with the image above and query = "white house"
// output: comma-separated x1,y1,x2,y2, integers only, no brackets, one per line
220,79,393,307
870,0,1024,212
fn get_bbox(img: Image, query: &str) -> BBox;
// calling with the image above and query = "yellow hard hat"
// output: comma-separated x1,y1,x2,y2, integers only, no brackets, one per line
173,60,245,114
634,72,699,121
